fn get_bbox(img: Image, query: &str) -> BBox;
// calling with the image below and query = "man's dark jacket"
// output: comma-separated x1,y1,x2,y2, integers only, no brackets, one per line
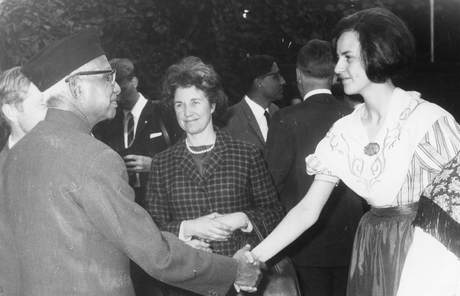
93,100,181,206
265,93,366,266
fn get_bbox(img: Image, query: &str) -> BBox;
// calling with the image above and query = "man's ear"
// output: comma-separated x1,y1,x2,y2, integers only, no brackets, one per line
254,77,263,88
68,77,82,99
1,103,18,124
132,77,139,89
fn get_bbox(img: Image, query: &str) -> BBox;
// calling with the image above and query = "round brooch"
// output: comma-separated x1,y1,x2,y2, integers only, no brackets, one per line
364,142,380,156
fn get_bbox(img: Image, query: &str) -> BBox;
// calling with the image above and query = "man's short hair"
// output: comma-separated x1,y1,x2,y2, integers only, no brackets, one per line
241,54,276,92
0,67,31,108
109,58,135,83
332,7,415,83
296,39,335,79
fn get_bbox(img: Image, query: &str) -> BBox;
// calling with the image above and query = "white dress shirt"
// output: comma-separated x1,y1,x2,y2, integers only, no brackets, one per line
244,95,270,141
302,88,332,101
123,93,147,148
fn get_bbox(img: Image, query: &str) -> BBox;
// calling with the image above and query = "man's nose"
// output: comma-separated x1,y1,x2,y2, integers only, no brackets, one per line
113,82,121,95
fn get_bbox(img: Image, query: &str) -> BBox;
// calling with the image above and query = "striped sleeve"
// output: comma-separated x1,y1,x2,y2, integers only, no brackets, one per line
415,116,460,173
396,116,460,205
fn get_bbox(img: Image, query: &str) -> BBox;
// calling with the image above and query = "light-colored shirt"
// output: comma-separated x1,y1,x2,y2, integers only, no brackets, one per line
244,95,270,141
306,88,460,207
303,89,332,101
123,93,147,148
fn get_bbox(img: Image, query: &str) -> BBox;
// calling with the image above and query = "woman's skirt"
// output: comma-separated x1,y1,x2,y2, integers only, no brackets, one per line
346,203,418,296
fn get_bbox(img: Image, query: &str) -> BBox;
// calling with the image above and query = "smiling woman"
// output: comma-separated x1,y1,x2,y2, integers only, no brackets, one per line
249,7,460,296
144,56,285,296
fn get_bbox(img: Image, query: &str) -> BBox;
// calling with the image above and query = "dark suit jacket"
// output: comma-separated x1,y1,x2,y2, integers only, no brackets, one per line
93,99,181,206
223,97,279,151
265,93,366,267
145,130,284,257
3,109,236,296
0,145,20,296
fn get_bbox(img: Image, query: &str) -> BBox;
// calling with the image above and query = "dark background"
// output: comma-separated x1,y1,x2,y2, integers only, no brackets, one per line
0,0,459,145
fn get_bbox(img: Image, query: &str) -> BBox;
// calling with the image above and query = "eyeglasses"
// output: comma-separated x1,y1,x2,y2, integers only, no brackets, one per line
64,69,116,85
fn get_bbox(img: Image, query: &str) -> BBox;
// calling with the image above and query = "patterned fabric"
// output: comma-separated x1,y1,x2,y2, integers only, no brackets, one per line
145,129,284,257
412,150,460,257
422,151,460,223
306,88,460,207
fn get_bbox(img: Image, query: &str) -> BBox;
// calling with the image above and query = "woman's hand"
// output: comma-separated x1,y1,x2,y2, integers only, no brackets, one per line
183,212,233,241
185,239,213,253
214,212,250,232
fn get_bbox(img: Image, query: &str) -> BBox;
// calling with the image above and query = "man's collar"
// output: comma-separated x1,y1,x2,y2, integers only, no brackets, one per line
45,108,93,134
244,95,267,116
127,92,147,118
303,89,332,101
7,135,14,149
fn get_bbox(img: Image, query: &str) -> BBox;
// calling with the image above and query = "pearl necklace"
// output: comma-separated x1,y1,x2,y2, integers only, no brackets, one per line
185,138,215,154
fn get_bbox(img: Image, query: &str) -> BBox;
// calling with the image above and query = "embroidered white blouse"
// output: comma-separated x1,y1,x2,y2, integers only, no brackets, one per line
306,88,460,207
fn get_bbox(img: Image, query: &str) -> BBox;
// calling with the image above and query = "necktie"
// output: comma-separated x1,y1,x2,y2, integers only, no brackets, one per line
264,110,271,127
124,112,140,188
125,112,135,148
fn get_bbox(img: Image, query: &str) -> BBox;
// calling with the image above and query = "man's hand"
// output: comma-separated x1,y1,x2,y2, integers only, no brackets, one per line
124,155,152,172
184,239,213,253
233,245,262,293
183,213,232,241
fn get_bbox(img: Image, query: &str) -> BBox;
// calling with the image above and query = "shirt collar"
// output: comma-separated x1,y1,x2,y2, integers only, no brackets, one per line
244,95,267,117
303,89,332,101
7,135,14,149
128,92,147,119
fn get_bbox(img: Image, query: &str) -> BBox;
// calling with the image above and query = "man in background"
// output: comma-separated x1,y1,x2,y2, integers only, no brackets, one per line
3,29,260,296
0,66,47,296
93,56,183,296
265,40,366,296
224,55,285,151
93,58,180,208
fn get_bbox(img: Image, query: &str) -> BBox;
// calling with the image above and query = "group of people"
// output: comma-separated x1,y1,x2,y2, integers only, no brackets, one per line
0,6,458,296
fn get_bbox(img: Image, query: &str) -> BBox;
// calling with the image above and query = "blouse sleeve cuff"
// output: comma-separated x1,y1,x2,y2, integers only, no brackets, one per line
314,174,340,185
178,221,192,241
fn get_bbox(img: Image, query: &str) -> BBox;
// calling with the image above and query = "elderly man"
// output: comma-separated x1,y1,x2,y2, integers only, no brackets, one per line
224,55,285,151
3,29,259,296
0,66,47,296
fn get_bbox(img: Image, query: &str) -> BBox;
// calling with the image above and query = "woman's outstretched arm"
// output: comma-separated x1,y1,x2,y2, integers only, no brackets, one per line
251,179,336,262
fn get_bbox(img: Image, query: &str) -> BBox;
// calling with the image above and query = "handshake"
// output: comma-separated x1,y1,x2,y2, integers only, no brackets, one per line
232,244,263,293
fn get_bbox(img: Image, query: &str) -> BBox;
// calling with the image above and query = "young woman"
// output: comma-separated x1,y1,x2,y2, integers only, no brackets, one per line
250,7,460,296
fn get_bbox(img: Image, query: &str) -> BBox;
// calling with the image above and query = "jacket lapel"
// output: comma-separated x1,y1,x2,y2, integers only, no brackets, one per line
241,99,264,144
200,131,227,180
175,141,203,184
135,101,154,140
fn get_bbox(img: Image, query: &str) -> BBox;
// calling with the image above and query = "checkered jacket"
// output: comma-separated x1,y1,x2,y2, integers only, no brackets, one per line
145,130,285,256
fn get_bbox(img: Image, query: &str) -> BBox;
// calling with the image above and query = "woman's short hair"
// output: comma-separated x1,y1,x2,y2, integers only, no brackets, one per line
333,7,415,83
162,56,228,122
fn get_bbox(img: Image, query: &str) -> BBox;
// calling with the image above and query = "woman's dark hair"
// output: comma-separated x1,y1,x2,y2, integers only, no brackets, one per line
332,7,415,83
161,56,228,123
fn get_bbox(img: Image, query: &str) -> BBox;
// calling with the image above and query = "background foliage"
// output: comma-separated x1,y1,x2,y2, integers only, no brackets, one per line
0,0,459,105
